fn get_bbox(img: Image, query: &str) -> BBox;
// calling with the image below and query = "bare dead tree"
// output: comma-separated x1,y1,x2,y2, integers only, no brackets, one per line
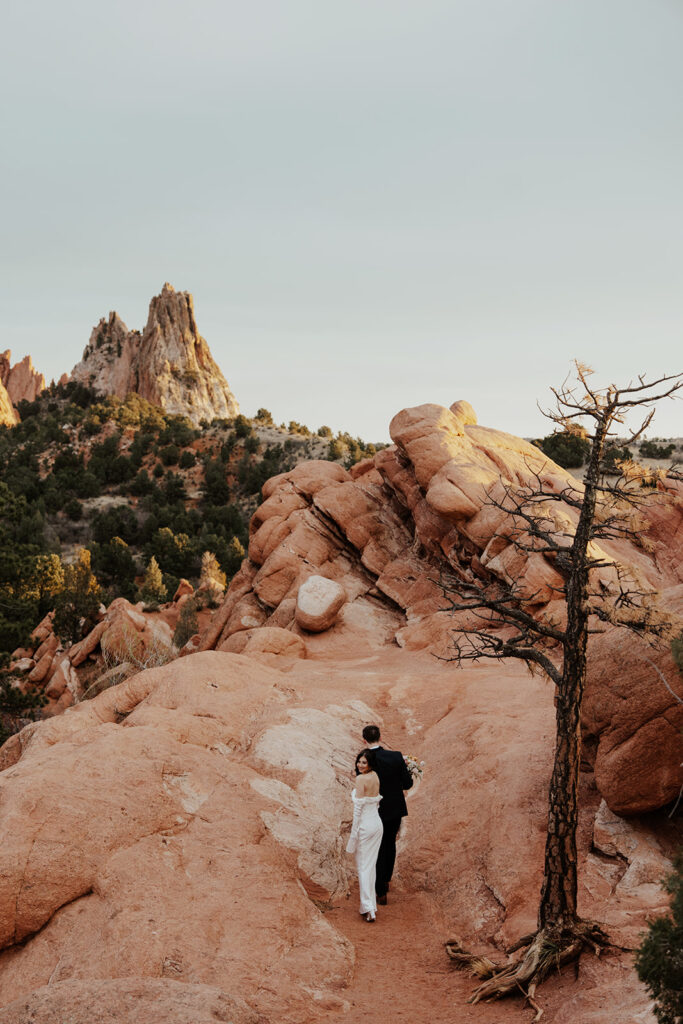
443,365,683,1012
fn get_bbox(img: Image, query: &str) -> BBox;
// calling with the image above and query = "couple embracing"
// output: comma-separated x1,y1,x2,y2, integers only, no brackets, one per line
346,724,414,922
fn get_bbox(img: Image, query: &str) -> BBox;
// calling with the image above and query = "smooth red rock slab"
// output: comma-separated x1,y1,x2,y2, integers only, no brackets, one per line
0,978,262,1024
0,652,353,1021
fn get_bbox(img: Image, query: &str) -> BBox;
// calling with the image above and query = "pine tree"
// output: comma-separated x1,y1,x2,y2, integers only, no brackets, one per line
138,556,167,608
53,549,101,645
443,366,682,1004
636,850,683,1024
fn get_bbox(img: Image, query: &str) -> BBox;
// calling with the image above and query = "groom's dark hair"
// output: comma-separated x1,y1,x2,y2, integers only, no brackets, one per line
362,724,380,743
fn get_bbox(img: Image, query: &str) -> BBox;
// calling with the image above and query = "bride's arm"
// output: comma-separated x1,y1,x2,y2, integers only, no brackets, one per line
346,798,365,853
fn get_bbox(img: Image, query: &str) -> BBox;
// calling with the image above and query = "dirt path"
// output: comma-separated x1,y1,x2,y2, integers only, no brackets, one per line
327,888,529,1024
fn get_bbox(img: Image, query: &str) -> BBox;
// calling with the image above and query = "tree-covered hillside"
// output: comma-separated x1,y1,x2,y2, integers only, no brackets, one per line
0,382,384,662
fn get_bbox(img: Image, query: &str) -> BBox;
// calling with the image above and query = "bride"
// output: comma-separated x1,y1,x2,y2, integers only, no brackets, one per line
346,748,383,922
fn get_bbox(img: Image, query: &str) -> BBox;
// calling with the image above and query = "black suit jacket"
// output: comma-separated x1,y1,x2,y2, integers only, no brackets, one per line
372,747,413,821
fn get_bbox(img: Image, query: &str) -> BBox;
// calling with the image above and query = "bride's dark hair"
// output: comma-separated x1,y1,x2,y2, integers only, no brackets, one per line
355,747,378,775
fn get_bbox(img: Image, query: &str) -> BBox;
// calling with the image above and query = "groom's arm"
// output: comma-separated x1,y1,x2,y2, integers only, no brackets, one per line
397,752,413,791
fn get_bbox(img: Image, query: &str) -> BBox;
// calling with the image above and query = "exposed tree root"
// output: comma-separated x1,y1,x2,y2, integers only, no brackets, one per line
445,921,609,1017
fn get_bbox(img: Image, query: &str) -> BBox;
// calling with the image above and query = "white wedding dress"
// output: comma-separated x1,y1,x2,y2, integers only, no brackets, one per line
346,790,383,915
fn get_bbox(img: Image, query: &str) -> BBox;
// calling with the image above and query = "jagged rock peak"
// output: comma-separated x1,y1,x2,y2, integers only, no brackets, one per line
70,285,240,426
145,282,198,336
0,349,45,406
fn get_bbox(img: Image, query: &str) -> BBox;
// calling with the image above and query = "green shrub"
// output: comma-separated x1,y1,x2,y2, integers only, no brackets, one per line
64,498,83,521
89,537,137,598
640,440,676,460
158,416,197,448
234,414,252,438
173,597,199,648
163,472,187,504
147,526,195,577
254,408,274,425
159,444,180,466
130,469,154,496
672,632,683,677
635,849,683,1024
202,458,230,504
179,449,196,469
0,672,47,746
601,445,633,474
532,431,591,469
92,505,139,545
223,536,246,577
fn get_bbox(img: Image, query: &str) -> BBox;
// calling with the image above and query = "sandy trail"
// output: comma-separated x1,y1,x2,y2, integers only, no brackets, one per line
327,888,531,1024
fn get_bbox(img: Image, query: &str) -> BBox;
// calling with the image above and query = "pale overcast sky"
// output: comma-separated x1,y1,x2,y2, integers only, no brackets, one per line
2,0,682,440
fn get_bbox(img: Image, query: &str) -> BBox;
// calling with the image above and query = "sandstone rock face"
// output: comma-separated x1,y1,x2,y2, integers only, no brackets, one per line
0,379,18,427
0,350,45,406
202,401,683,815
582,601,683,815
0,652,356,1022
295,575,346,632
586,799,673,948
70,284,239,426
9,598,179,715
0,641,662,1024
0,978,261,1024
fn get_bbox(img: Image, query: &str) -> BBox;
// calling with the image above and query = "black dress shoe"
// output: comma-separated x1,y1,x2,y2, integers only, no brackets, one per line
377,894,387,905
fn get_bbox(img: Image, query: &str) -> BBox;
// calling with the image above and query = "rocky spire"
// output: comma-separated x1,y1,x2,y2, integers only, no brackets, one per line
1,350,45,407
69,285,239,425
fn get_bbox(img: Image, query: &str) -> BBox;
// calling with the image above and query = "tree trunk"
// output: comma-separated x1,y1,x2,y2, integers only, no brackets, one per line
539,418,609,931
538,639,584,928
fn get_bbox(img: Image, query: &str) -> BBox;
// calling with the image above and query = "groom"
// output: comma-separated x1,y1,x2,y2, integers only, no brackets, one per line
362,724,413,904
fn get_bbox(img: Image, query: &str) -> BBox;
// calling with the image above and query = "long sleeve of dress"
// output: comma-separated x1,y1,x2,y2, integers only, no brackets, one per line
346,796,365,853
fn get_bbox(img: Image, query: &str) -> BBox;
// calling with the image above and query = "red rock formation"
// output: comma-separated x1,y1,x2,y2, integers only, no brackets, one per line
70,284,239,426
201,401,683,815
0,350,45,406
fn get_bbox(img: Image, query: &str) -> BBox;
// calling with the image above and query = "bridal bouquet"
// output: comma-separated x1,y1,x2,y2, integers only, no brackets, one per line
404,754,425,782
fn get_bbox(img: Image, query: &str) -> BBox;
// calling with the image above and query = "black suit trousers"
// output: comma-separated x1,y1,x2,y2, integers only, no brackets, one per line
375,815,402,897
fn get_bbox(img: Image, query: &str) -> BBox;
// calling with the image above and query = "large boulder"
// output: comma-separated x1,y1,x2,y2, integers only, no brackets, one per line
295,576,347,633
